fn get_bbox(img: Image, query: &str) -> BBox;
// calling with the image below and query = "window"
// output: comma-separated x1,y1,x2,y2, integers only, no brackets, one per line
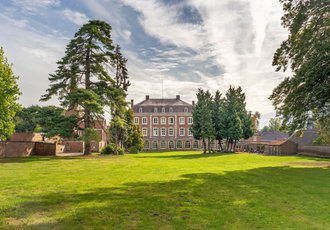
168,117,174,124
152,141,158,149
179,117,185,125
168,127,174,136
161,117,166,124
162,107,165,113
144,140,149,149
179,127,185,136
134,117,139,124
177,140,182,149
142,128,148,136
193,140,199,149
188,117,193,124
154,107,158,113
169,140,174,149
139,108,143,113
142,117,147,124
153,117,158,124
185,140,191,149
169,107,173,113
153,127,158,136
161,127,166,136
160,140,166,149
184,107,188,113
188,128,193,136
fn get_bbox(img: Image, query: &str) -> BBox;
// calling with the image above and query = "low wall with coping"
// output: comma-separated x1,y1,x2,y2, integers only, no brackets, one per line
298,145,330,157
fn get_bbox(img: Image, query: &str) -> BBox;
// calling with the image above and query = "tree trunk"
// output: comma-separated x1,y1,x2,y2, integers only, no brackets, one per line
218,139,223,152
84,37,92,155
233,140,237,152
202,138,207,154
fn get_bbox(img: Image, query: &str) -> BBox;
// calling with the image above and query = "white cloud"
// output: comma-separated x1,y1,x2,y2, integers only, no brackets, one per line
11,0,60,13
62,8,90,26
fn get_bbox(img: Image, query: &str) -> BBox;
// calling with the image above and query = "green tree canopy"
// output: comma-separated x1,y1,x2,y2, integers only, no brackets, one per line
15,105,78,138
0,47,21,140
270,0,330,132
41,20,127,154
191,88,215,153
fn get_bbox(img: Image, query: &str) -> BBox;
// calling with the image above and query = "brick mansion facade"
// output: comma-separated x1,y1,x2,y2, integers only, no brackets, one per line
132,95,202,150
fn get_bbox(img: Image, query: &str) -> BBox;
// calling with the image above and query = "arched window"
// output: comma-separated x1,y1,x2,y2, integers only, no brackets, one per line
185,140,191,149
193,140,199,149
144,140,149,149
152,141,158,149
160,140,166,149
177,140,182,149
168,140,174,149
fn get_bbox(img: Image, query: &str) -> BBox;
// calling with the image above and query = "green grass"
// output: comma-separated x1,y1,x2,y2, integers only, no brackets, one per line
0,151,329,229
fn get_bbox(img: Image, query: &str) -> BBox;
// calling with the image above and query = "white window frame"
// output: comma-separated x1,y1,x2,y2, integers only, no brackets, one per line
179,117,185,125
168,127,174,136
153,117,158,124
134,117,139,124
161,127,166,136
168,117,174,125
153,127,159,136
179,127,185,136
142,128,148,136
188,117,193,125
142,117,147,125
161,117,166,125
188,128,193,136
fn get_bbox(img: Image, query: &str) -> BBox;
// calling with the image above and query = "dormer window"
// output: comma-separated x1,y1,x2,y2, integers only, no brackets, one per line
139,108,143,113
162,107,165,113
154,107,158,113
169,107,173,113
184,107,188,113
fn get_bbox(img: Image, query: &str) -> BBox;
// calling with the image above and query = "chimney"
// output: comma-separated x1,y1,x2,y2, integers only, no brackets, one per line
131,99,134,108
192,100,195,106
146,95,150,100
176,95,180,100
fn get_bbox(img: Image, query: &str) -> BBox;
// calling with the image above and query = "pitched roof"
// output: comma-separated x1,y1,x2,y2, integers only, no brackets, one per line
289,130,319,146
260,131,289,142
134,98,192,107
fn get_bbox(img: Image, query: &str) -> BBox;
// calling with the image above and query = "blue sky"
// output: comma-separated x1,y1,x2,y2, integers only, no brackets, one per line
0,0,289,128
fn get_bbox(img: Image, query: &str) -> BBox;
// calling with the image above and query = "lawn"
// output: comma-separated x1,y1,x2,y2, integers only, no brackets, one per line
0,151,329,229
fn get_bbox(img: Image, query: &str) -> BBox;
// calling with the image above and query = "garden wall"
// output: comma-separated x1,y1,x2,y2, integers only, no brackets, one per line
34,142,64,156
63,141,84,153
0,141,35,157
298,145,330,157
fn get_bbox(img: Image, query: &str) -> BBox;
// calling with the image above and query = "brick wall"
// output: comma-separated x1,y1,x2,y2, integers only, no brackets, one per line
63,141,84,153
9,133,43,142
0,141,35,157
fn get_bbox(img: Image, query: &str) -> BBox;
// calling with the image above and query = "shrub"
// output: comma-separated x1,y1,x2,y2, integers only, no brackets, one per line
129,146,139,154
101,144,116,155
117,147,125,155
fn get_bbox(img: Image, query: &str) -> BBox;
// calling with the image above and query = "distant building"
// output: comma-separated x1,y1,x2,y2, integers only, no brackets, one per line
132,95,201,150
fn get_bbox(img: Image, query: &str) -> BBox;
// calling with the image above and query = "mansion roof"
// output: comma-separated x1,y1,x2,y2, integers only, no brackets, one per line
132,95,193,113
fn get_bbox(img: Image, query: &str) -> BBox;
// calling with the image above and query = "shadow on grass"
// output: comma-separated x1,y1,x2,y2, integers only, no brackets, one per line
137,152,238,160
2,166,330,229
